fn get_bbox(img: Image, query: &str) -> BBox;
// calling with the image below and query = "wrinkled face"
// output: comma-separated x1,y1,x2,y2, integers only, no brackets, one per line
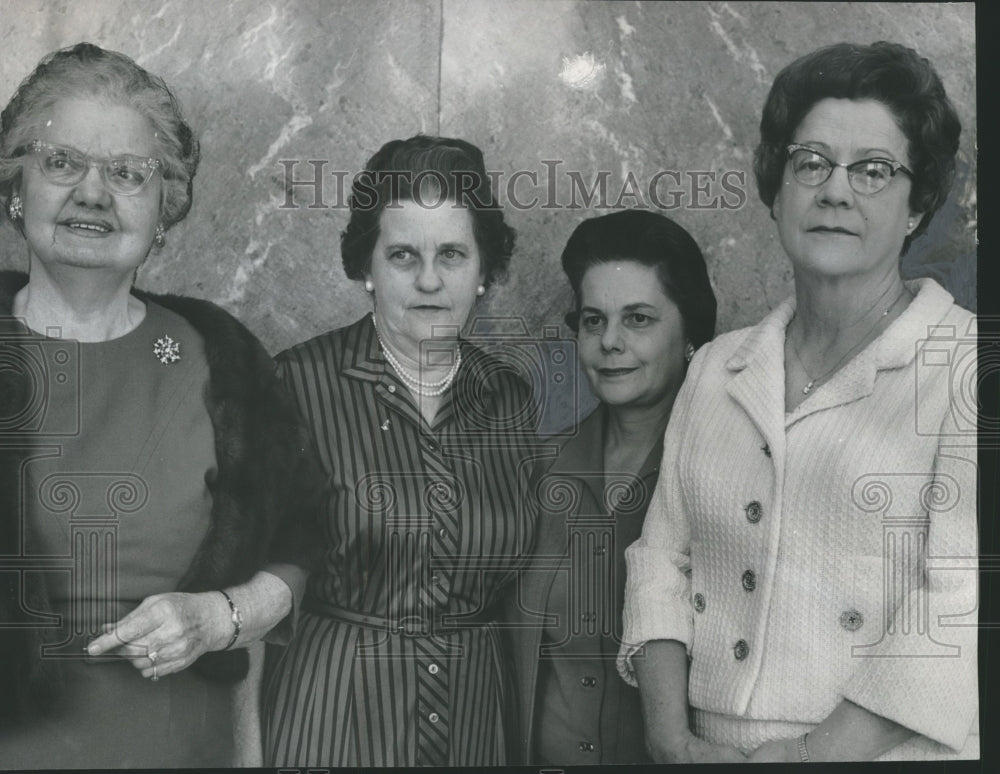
16,98,162,279
772,98,922,282
577,260,686,410
367,199,485,361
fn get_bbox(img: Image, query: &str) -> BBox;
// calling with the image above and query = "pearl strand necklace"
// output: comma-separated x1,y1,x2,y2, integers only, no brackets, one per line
372,315,462,397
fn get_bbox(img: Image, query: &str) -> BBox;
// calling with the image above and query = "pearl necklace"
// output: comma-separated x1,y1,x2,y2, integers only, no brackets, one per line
790,286,908,396
372,315,462,397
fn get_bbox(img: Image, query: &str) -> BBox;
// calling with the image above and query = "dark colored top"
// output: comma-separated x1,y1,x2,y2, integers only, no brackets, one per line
0,270,324,767
0,301,231,768
263,314,541,767
505,404,661,764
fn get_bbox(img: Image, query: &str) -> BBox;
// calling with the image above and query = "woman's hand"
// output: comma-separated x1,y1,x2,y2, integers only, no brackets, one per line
85,571,294,680
648,731,747,763
634,640,748,763
86,591,232,680
747,737,800,763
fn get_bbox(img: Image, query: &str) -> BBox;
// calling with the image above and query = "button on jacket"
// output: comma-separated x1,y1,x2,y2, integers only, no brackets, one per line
505,404,659,765
619,279,977,761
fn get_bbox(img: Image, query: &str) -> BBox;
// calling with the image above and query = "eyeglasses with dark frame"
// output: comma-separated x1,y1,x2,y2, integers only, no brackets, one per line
13,140,162,196
786,144,913,196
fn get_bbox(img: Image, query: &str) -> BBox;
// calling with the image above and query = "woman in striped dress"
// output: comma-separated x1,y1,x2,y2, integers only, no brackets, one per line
262,135,538,766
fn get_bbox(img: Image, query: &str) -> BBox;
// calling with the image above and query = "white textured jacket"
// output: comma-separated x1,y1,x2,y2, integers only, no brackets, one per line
618,278,978,760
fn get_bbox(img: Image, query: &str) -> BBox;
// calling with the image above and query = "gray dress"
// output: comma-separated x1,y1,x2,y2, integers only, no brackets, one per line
0,301,232,769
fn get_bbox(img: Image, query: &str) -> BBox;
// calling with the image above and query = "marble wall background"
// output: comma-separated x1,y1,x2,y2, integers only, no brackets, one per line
0,1,976,427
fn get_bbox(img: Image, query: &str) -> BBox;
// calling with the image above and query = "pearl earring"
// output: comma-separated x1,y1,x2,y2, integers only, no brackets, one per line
476,284,486,297
364,279,375,293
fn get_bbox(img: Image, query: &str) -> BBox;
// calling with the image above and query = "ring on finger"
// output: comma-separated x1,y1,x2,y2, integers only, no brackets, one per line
152,663,159,682
148,651,158,665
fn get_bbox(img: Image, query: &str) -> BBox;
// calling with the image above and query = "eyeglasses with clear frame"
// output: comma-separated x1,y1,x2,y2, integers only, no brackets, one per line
14,139,162,196
786,144,913,196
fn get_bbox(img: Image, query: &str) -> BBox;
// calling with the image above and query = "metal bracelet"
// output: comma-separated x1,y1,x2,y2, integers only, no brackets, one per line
219,589,243,650
797,733,810,762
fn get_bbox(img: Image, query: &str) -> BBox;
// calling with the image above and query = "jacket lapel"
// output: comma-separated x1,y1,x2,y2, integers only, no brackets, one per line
548,405,607,507
724,300,793,461
520,408,607,638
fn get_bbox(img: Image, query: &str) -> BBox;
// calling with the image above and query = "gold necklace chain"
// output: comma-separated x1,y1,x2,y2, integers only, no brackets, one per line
790,286,908,396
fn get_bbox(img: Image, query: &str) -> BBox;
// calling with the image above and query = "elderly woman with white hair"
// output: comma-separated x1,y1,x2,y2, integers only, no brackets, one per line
0,42,320,768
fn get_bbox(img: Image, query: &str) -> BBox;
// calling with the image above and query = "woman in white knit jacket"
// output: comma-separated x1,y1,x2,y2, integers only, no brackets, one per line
618,41,977,762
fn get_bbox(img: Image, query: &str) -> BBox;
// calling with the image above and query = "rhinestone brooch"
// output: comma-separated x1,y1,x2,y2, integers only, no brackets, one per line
153,335,181,364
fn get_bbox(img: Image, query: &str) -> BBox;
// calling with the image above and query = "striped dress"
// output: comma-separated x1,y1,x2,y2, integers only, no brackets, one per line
262,314,539,766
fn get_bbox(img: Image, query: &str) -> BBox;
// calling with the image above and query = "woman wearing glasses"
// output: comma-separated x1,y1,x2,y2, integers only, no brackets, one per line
0,44,319,768
619,41,977,762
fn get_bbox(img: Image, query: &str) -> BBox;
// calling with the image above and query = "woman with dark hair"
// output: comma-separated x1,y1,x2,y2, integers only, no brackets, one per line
262,135,538,767
0,43,319,768
505,209,717,765
619,41,977,762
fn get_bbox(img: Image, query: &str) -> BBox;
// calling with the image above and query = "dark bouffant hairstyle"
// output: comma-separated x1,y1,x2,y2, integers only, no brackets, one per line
341,135,514,287
753,41,960,253
560,209,716,352
0,42,200,230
